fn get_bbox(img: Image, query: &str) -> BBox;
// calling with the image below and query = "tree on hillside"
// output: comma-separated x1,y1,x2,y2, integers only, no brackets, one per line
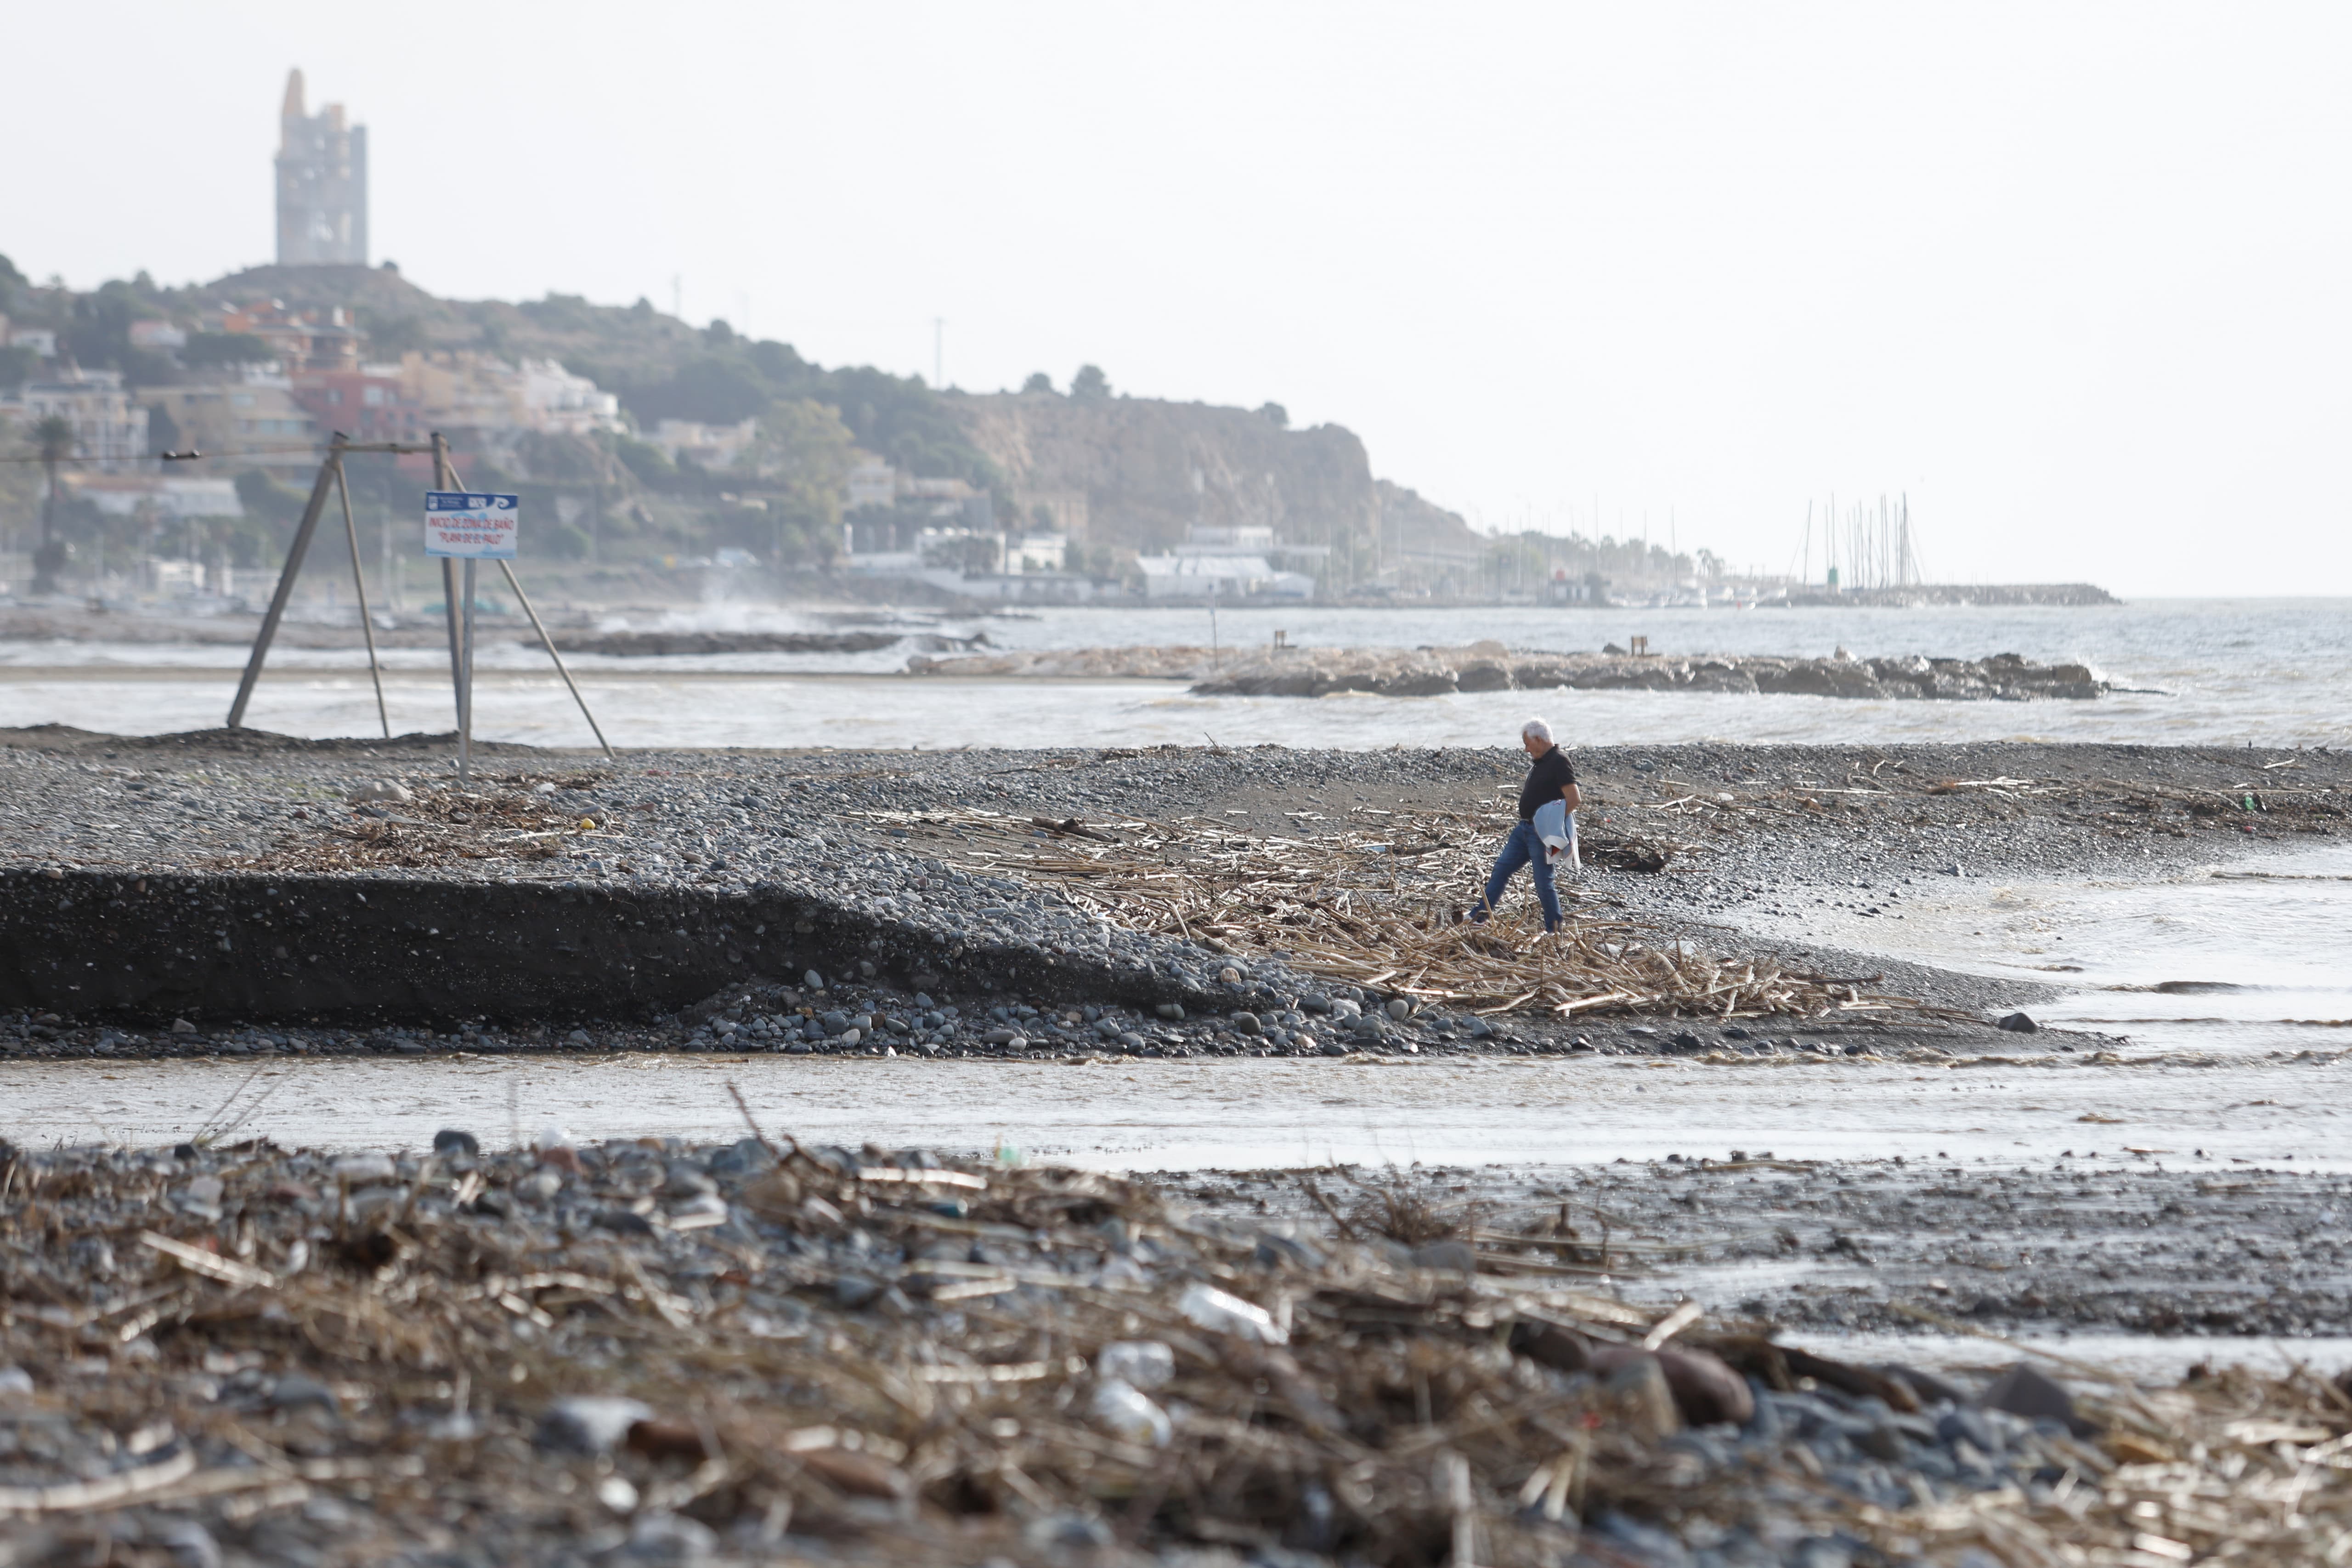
615,437,677,487
31,416,75,594
1258,402,1288,429
1070,364,1110,402
1021,372,1054,394
630,355,773,425
746,398,857,529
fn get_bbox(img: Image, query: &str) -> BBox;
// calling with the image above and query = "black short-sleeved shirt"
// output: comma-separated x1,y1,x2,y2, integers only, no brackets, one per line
1517,745,1576,821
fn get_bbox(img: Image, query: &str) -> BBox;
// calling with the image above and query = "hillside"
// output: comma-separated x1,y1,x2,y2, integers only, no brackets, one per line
6,257,1487,589
950,391,1479,573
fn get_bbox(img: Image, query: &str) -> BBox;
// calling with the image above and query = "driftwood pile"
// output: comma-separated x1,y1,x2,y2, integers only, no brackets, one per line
1,1136,2346,1567
874,806,1925,1022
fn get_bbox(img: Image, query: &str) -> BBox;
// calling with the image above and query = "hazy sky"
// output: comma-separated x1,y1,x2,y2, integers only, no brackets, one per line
6,3,2347,595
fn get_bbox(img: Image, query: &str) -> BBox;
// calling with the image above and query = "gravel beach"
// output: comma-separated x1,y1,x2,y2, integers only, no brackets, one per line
0,730,2340,1059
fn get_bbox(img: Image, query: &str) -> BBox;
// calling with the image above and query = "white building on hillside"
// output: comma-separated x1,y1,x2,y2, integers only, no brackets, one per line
1138,553,1275,599
70,476,243,518
650,417,758,468
519,359,622,435
1,369,148,470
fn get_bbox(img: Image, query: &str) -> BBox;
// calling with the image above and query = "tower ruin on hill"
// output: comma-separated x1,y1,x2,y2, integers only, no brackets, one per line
274,69,368,266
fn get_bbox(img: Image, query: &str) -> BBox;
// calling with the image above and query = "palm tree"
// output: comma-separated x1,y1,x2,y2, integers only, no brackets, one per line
31,414,74,594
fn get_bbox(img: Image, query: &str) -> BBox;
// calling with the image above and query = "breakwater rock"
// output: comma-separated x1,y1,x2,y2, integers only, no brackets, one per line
1781,582,2120,607
1196,643,2108,700
912,641,2110,699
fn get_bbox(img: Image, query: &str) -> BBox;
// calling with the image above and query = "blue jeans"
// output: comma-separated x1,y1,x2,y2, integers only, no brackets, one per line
1476,821,1561,931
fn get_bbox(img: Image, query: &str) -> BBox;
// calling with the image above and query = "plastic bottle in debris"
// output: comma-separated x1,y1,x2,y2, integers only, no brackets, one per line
1097,1340,1176,1390
1091,1378,1174,1447
1176,1283,1286,1344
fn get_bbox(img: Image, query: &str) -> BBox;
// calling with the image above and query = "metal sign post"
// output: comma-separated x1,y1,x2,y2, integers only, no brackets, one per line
424,486,519,786
430,434,465,729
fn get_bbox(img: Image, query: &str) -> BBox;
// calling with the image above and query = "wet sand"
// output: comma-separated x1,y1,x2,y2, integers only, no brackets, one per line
12,1050,2345,1170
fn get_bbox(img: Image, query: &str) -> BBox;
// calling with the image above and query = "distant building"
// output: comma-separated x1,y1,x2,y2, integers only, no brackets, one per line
215,300,363,373
147,371,321,470
1006,532,1067,572
391,351,622,438
290,367,419,442
845,459,895,511
6,326,57,359
649,417,758,468
0,369,149,471
1176,524,1275,555
276,70,368,266
128,321,187,351
515,359,622,436
1136,553,1276,599
68,476,243,519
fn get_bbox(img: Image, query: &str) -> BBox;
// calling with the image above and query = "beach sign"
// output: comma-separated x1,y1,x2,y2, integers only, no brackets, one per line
424,491,520,559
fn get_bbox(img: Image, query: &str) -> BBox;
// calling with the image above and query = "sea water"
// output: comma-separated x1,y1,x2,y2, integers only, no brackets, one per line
1,597,2347,749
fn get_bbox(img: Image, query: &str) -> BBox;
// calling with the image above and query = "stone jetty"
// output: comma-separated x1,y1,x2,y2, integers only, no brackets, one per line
912,641,2110,700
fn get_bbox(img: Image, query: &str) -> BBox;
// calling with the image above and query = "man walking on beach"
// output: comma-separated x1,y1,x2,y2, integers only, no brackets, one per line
1471,719,1580,933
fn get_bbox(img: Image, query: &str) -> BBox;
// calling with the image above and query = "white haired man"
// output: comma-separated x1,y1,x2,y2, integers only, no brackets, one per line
1471,719,1580,933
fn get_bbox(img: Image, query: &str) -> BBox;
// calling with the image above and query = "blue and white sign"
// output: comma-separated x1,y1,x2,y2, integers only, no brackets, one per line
424,491,519,559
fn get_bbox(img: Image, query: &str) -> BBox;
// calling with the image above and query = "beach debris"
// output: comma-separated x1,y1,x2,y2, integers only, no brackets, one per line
537,1396,656,1455
0,1137,2346,1564
1996,1011,2040,1033
1097,1339,1177,1389
867,805,1947,1022
1176,1281,1287,1343
1090,1378,1175,1447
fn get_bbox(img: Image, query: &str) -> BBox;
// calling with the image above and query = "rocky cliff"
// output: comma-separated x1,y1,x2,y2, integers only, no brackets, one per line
949,392,1479,575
